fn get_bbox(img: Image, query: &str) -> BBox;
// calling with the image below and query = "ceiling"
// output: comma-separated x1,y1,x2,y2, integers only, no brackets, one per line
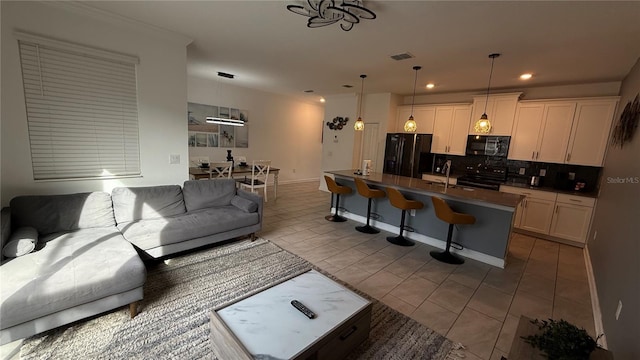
86,1,640,102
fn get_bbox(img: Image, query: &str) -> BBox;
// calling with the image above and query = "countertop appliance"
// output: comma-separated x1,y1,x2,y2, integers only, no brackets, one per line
466,135,510,157
383,133,434,179
456,165,508,191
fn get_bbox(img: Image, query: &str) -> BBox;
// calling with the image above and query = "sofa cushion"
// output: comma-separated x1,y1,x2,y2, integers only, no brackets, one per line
2,227,38,258
0,227,146,330
182,179,237,212
111,185,186,224
10,192,115,235
231,195,258,213
118,206,259,251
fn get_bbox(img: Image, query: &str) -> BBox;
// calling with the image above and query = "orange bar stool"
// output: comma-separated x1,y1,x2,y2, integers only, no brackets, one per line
324,175,352,222
354,178,386,234
386,187,424,246
430,196,476,264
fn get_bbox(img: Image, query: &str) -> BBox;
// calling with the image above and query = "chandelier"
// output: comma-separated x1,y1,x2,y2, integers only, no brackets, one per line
286,0,376,32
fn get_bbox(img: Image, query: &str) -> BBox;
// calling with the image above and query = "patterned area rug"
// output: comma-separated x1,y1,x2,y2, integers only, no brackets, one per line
20,239,464,359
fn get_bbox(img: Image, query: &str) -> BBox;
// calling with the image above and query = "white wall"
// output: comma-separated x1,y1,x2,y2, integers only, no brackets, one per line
321,94,358,172
187,76,324,184
1,1,191,206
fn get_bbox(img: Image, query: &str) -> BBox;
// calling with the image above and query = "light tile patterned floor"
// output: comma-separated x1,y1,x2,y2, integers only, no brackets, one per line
260,181,595,360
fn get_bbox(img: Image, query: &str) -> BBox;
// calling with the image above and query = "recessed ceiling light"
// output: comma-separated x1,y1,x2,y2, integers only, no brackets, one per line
520,73,533,80
320,98,326,103
426,83,435,89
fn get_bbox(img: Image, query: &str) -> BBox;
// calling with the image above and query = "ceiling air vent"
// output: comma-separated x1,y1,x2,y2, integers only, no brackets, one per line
390,52,414,61
342,85,353,88
217,71,235,79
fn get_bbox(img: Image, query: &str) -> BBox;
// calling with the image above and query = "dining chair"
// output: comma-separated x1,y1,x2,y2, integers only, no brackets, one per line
238,160,271,201
208,161,233,179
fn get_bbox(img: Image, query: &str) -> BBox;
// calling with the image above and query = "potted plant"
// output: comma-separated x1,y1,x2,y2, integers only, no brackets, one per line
522,318,609,360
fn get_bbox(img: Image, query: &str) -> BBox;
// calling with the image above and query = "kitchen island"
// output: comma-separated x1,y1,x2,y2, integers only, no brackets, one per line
327,170,524,268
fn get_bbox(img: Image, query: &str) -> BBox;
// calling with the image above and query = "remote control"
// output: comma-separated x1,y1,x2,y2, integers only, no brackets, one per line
291,300,316,319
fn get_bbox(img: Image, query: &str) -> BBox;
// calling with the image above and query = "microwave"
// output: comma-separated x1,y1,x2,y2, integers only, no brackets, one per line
466,135,510,157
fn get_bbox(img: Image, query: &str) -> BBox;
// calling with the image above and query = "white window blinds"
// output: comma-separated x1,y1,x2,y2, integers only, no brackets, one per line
17,33,141,180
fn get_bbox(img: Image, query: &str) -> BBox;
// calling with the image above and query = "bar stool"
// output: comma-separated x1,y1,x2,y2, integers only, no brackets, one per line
324,175,352,222
354,178,386,234
430,196,476,264
386,187,424,246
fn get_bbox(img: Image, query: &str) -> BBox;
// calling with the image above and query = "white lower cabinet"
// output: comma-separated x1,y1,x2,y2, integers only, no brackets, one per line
500,186,596,245
549,194,595,243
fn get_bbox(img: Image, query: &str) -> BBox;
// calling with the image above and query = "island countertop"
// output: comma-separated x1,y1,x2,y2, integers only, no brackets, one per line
328,170,523,210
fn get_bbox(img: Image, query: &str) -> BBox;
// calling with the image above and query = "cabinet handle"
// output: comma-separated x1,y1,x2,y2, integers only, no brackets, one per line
555,205,558,214
536,151,539,159
531,151,535,160
569,199,582,203
523,199,527,208
567,153,571,162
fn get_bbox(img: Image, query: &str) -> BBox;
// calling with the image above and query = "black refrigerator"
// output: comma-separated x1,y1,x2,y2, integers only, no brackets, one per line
383,133,434,178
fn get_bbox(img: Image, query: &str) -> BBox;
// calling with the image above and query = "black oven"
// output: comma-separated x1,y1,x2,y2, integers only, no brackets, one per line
466,135,510,157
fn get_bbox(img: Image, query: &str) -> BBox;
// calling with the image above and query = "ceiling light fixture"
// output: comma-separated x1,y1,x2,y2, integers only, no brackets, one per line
354,74,366,131
286,0,376,32
206,117,245,127
520,73,533,80
475,53,500,134
426,83,435,89
404,66,421,132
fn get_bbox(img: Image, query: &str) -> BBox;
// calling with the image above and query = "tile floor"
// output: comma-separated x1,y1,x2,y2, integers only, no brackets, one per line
0,180,596,360
260,181,595,360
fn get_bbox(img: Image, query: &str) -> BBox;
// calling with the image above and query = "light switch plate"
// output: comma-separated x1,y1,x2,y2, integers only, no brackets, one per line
169,154,180,164
519,168,525,175
539,169,547,176
569,172,576,180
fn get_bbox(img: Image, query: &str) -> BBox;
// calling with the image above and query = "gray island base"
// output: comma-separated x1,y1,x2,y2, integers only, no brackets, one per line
327,170,524,268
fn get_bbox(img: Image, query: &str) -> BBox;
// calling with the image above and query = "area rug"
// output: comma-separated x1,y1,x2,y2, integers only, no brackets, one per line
20,238,464,359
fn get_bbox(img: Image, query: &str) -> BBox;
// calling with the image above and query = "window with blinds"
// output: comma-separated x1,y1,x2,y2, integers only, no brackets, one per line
17,33,141,180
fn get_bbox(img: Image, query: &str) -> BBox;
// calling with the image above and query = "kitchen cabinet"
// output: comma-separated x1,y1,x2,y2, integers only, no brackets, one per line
470,93,521,136
396,105,435,133
549,194,596,243
509,101,576,163
509,97,618,166
432,105,471,155
500,186,557,234
565,99,618,166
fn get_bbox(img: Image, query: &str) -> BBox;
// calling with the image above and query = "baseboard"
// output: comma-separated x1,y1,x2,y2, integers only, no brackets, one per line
584,245,608,349
336,209,505,268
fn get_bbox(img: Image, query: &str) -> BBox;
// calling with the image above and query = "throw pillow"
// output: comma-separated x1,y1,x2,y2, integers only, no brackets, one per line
2,226,38,258
230,196,258,213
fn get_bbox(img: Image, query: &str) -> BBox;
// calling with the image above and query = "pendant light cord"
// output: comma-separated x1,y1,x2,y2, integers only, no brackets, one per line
483,54,499,114
358,74,366,118
410,66,421,116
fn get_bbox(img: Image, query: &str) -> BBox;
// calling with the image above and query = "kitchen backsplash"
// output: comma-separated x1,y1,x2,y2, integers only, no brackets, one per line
432,154,602,193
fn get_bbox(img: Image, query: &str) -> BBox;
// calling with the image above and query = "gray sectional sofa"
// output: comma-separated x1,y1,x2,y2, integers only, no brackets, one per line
0,179,263,344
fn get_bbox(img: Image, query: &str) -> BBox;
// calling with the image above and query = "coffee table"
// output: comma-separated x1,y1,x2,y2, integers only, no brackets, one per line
210,270,372,360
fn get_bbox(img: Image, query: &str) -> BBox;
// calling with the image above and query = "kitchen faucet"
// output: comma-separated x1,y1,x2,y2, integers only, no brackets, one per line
442,160,452,191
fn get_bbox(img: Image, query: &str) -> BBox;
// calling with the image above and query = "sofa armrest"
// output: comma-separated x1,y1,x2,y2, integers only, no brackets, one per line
236,189,263,223
1,207,12,262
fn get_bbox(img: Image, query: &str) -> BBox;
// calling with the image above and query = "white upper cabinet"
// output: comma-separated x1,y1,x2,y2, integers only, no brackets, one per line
432,105,471,155
565,99,618,166
470,93,521,136
396,105,436,133
510,97,618,166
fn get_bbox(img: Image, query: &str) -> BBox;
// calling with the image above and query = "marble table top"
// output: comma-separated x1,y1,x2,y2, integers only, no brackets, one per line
216,270,370,359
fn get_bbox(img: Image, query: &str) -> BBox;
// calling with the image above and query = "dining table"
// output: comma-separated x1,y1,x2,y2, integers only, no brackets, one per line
189,166,280,200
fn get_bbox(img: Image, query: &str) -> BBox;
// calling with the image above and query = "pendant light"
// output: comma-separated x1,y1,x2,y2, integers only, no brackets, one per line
475,53,500,133
354,74,366,131
404,66,421,132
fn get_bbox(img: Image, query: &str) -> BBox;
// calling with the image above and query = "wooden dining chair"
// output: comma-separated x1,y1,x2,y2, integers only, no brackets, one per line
208,161,233,179
238,160,271,201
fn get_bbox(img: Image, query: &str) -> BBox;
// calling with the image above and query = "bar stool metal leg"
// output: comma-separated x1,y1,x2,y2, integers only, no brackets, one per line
325,193,347,222
355,198,380,234
430,224,464,264
386,209,415,246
